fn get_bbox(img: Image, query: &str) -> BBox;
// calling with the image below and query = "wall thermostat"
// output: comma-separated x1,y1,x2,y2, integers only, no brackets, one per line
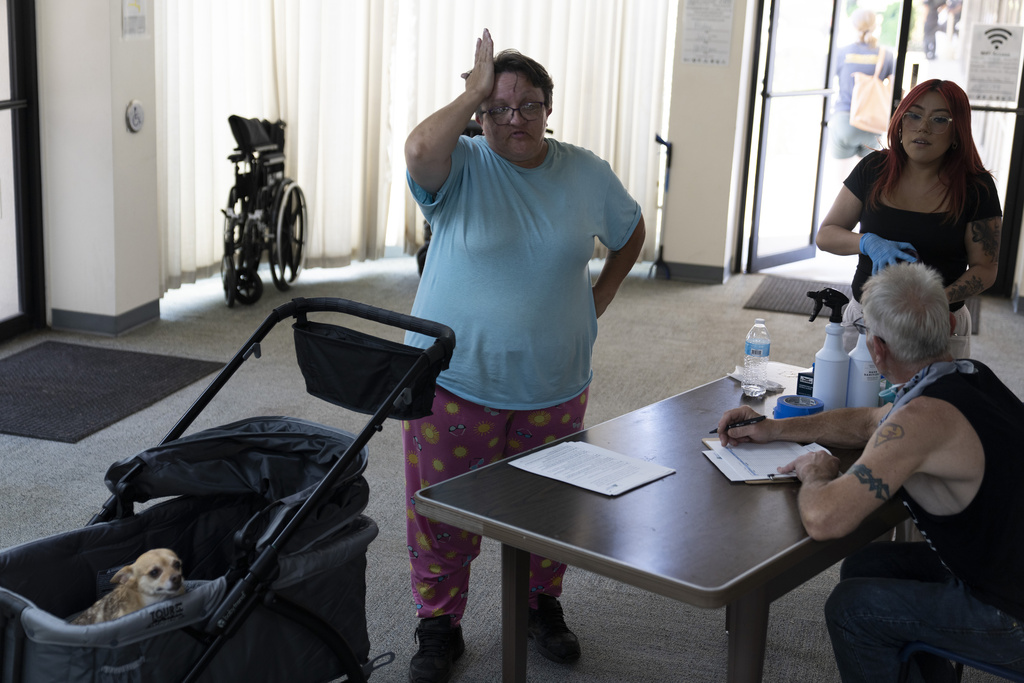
126,100,145,133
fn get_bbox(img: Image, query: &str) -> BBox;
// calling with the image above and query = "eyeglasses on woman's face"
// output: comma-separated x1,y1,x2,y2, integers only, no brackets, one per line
902,111,953,135
482,102,546,125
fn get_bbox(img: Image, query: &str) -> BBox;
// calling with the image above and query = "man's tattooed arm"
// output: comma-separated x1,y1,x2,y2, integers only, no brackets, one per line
845,422,905,501
848,464,891,501
875,422,905,447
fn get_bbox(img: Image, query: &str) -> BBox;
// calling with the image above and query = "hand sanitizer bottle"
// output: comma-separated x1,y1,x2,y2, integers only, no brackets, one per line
846,331,881,408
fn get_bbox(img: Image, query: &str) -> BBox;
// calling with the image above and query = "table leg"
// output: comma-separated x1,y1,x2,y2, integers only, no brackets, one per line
726,586,769,683
501,543,529,683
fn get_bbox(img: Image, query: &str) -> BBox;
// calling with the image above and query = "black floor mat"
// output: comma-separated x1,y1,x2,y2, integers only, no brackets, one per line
744,276,853,317
0,341,223,443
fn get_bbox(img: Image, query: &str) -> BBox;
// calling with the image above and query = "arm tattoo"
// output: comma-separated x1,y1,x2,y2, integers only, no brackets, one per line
947,274,984,303
969,217,1002,262
875,422,905,446
848,464,891,501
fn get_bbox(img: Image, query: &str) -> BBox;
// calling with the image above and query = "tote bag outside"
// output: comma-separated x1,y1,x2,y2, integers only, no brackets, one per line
849,48,892,135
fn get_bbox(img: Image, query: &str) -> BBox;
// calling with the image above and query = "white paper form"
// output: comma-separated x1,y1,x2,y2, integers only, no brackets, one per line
510,442,675,496
702,440,830,483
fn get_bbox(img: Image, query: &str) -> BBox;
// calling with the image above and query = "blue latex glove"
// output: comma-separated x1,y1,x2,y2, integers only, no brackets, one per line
859,233,918,275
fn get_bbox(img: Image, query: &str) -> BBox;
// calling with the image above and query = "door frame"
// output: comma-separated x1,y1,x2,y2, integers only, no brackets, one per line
742,0,842,273
0,0,45,342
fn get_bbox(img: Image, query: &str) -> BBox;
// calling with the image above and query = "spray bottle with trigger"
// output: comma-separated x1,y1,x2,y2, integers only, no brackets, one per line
806,287,850,411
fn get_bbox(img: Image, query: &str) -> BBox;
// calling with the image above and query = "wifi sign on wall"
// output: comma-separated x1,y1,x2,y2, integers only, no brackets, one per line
984,27,1015,51
967,24,1023,102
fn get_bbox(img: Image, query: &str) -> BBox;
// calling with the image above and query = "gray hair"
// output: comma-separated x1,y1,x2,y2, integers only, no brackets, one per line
861,263,951,364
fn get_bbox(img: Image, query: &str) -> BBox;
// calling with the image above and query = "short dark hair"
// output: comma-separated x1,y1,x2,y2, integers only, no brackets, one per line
493,49,554,107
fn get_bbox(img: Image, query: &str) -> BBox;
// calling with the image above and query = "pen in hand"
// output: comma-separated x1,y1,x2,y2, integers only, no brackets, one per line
709,415,767,434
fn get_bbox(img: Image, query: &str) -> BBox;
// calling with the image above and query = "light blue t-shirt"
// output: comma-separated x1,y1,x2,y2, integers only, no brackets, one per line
405,135,641,410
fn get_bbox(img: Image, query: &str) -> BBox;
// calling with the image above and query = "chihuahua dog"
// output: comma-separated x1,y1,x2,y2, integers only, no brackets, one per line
71,548,185,625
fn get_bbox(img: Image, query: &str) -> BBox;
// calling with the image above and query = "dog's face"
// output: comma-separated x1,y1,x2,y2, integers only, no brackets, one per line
112,548,185,604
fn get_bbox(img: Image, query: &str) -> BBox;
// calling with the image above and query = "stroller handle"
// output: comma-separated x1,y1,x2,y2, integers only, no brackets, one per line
279,297,455,357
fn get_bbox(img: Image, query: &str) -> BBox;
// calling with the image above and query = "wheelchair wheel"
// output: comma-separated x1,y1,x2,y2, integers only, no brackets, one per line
233,216,264,305
234,268,263,305
221,254,237,307
221,189,244,307
271,180,306,290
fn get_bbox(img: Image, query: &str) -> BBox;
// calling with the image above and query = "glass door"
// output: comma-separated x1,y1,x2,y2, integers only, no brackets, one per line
746,0,838,272
0,0,44,341
0,0,17,326
746,0,911,273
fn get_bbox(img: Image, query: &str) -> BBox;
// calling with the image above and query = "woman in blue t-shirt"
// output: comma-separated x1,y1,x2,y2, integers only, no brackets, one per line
817,79,1003,358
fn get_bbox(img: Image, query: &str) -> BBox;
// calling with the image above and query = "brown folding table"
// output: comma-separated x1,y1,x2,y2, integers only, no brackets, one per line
415,374,906,682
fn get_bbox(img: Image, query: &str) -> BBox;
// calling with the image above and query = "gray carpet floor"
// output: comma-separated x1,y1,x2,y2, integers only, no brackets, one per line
2,256,1020,682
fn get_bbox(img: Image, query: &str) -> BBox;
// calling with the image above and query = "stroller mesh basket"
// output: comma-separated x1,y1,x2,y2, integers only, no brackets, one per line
0,298,455,683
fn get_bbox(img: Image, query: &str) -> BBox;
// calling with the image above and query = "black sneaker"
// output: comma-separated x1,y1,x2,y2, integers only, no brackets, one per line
528,594,581,664
409,615,465,683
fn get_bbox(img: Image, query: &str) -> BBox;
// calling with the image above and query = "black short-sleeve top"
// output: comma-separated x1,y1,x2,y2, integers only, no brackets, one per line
845,151,1002,311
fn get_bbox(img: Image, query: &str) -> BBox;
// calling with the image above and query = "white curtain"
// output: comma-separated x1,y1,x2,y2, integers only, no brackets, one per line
156,0,674,293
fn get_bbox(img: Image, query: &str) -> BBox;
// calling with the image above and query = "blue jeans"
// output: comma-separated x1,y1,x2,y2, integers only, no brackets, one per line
826,542,1024,682
828,111,884,159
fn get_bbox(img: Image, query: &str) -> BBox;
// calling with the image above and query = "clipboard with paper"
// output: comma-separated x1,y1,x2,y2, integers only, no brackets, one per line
701,438,829,484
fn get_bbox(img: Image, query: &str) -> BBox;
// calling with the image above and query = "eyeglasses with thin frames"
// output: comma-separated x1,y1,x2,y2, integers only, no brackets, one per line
482,102,546,125
902,111,953,135
852,317,886,345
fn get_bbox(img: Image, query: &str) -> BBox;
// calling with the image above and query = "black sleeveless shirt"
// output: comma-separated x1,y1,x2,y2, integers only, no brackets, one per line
899,360,1024,619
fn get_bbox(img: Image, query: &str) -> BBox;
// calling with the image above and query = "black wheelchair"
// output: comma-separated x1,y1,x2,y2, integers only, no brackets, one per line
222,115,307,307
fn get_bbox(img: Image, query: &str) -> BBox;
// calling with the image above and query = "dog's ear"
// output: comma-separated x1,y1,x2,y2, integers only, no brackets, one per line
111,564,134,585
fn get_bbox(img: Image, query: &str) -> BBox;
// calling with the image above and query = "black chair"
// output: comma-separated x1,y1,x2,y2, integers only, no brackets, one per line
898,641,1024,682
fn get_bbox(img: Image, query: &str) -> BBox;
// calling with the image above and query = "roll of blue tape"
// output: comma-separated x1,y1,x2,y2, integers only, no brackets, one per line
773,394,825,419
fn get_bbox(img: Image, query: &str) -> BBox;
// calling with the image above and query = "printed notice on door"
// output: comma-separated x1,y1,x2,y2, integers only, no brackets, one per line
680,0,734,66
967,24,1023,103
122,0,147,40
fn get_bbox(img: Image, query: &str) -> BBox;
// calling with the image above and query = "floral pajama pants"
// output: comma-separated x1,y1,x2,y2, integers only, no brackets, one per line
402,383,590,625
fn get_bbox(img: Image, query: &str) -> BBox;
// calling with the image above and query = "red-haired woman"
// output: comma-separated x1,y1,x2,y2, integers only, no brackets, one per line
817,79,1002,358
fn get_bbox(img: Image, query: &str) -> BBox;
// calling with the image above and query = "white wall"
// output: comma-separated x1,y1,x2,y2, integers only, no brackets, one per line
36,0,159,333
660,0,758,283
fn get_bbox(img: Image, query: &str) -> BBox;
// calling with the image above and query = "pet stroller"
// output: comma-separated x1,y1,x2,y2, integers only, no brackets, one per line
0,297,455,683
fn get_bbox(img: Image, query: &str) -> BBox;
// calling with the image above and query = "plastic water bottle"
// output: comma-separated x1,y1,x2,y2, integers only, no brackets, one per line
742,318,771,398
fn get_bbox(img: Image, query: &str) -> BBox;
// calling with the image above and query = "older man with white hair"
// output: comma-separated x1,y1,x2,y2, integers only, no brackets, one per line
717,262,1024,682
